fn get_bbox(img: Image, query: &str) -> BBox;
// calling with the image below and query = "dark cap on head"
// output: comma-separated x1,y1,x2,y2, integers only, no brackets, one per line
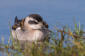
29,14,43,22
29,14,49,28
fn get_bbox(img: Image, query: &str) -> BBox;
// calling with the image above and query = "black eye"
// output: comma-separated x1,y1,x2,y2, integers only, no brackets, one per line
28,20,38,24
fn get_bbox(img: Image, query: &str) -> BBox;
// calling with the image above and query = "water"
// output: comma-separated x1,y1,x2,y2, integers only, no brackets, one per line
0,0,85,55
0,0,85,45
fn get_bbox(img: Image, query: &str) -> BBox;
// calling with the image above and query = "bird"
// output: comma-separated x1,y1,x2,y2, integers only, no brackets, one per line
12,14,50,44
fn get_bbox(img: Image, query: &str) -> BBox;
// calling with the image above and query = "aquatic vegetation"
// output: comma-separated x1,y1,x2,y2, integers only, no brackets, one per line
0,22,85,56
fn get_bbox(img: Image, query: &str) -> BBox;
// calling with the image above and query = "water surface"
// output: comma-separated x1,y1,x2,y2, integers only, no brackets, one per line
0,0,85,43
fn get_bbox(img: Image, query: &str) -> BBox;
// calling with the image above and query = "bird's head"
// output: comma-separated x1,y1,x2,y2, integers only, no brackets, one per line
24,14,49,30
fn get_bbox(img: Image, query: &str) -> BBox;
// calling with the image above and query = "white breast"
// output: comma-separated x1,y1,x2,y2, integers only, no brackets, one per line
32,30,44,41
12,29,48,42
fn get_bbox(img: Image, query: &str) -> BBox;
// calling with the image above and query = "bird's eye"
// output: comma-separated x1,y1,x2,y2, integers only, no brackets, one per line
28,20,38,24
